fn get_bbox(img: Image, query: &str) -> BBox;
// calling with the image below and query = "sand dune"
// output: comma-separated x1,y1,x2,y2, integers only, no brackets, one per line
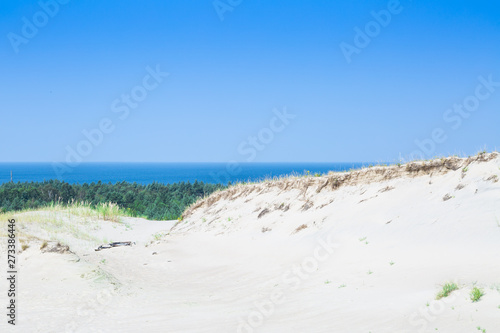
1,153,500,332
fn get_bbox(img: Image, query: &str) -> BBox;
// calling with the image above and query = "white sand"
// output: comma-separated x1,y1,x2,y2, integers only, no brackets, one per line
1,154,499,332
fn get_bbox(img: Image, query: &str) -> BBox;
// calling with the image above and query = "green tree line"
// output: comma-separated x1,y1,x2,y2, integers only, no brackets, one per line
0,180,226,220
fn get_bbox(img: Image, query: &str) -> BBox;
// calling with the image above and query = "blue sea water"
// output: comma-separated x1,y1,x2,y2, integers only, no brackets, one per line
0,163,369,185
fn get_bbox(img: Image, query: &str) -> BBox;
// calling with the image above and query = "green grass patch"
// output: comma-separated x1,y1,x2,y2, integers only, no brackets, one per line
470,287,484,302
436,282,459,299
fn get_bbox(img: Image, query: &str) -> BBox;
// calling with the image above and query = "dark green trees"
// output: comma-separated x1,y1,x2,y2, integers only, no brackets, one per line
0,180,225,220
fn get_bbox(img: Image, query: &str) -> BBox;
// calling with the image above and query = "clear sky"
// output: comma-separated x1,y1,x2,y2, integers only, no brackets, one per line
1,0,499,163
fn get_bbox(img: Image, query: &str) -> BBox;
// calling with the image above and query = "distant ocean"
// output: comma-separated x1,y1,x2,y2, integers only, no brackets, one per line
0,163,369,185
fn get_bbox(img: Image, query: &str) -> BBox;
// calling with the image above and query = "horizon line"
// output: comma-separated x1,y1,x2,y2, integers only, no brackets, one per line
0,161,375,164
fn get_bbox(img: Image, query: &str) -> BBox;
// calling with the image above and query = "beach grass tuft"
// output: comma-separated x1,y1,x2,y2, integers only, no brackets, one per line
436,282,459,299
470,287,484,302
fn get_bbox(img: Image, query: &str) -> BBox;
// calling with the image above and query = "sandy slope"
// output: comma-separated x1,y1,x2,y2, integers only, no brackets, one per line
1,154,500,333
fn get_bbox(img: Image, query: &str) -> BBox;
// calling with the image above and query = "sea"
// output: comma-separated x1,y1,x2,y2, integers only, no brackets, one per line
0,163,369,185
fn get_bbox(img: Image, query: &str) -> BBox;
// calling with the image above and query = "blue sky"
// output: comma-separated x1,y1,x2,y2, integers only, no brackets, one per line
1,0,499,163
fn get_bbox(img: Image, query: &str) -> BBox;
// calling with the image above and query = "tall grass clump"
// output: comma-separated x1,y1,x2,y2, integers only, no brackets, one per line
95,202,124,222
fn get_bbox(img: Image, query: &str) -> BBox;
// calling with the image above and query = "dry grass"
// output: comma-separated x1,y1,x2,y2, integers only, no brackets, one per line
182,153,498,219
41,242,71,254
293,224,308,234
0,202,128,247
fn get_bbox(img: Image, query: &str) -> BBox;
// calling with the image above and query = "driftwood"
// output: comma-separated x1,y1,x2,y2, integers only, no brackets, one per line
95,241,133,251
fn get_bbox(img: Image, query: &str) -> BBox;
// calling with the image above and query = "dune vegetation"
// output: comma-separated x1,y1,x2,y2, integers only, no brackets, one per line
0,180,225,220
